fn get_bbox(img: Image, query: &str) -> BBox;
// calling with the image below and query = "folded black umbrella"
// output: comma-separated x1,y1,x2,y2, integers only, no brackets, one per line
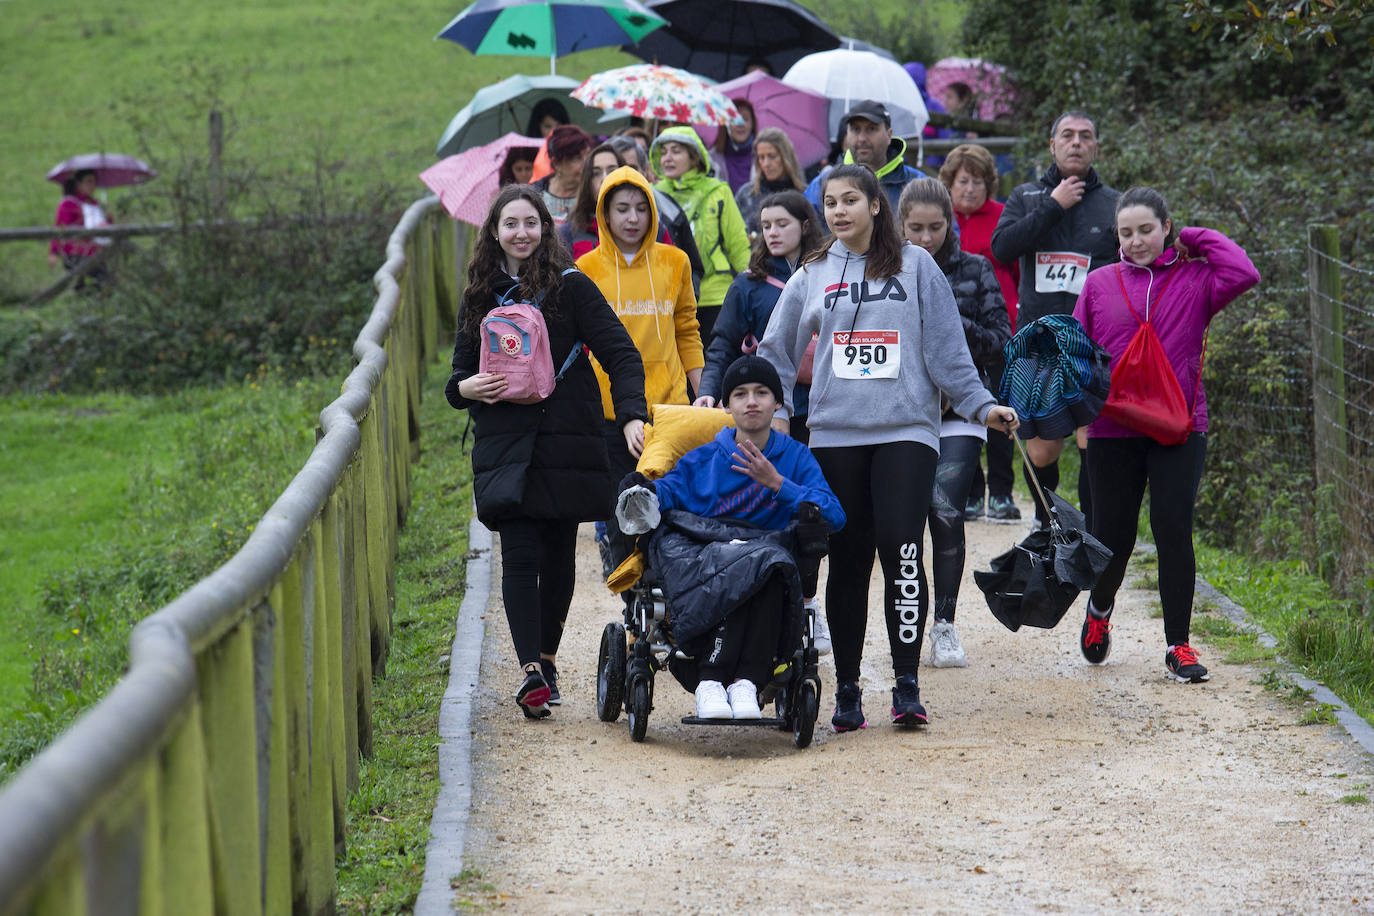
975,490,1113,632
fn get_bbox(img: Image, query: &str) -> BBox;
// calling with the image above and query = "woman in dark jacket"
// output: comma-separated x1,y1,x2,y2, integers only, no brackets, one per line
447,185,647,718
694,190,822,434
897,178,1012,669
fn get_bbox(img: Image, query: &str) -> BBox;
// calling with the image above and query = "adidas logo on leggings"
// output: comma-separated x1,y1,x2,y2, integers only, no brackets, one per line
895,542,921,643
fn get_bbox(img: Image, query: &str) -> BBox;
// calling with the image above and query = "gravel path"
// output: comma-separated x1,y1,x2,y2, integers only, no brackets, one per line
455,503,1374,914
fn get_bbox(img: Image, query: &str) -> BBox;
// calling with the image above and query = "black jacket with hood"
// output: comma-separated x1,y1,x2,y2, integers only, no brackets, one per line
446,269,647,530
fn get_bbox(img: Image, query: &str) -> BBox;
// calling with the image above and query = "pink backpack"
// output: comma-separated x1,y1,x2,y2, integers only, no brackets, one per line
478,272,583,404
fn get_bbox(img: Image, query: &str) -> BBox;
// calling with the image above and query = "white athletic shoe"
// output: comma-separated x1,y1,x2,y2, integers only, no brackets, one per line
695,679,732,719
726,679,762,719
804,597,832,655
929,619,968,668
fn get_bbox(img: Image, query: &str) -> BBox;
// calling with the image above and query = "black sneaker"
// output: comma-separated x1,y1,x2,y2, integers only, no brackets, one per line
1080,606,1113,664
831,680,867,732
964,496,985,521
515,671,552,719
890,674,928,727
1165,644,1210,683
540,659,561,705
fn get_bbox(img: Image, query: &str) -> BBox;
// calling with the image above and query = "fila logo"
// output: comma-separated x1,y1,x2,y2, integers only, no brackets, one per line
823,277,908,310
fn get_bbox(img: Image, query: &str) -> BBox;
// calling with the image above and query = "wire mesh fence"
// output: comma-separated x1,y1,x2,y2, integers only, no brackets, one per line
1198,231,1373,606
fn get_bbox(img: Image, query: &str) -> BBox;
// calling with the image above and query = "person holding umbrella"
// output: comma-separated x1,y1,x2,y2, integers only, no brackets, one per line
759,164,1018,732
708,98,757,195
1072,187,1259,682
446,184,647,718
898,178,1011,668
650,126,751,347
48,169,111,290
532,125,595,226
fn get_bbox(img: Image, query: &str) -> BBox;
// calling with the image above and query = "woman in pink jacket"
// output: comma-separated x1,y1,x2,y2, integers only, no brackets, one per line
1072,186,1259,684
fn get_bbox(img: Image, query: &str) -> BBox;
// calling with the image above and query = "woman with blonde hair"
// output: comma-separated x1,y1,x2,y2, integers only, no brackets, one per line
734,127,807,238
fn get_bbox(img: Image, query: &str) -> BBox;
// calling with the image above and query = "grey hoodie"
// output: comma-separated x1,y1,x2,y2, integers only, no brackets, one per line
758,241,996,451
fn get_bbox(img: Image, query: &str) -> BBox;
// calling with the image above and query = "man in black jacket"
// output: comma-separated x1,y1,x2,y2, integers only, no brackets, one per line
991,111,1119,527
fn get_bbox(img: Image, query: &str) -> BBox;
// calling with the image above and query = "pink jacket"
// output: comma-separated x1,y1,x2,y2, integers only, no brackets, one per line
1073,226,1260,438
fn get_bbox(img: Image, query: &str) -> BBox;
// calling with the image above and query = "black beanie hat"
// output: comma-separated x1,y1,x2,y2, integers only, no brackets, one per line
721,354,784,406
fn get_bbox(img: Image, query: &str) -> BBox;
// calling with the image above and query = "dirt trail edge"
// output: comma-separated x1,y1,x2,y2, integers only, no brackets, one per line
451,505,1374,914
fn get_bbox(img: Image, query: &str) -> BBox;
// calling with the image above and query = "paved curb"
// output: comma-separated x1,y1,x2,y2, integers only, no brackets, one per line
1195,576,1374,758
414,515,493,916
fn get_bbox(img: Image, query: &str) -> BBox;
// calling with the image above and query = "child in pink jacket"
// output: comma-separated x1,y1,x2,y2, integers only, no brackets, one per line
1071,186,1259,685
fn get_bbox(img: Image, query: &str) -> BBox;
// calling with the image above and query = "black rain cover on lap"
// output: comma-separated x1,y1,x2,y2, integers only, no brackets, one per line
975,491,1113,631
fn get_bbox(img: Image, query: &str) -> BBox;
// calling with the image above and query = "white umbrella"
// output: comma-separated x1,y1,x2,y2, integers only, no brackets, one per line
782,48,929,139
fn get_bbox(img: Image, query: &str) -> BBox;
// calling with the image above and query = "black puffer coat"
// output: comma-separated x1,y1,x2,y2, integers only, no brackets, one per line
939,247,1012,375
648,510,803,654
446,270,647,529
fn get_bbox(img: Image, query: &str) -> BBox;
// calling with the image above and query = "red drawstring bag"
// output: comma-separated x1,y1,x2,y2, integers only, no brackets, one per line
1099,265,1202,446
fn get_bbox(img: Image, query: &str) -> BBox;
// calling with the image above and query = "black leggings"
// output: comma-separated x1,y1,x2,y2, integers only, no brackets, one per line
1084,433,1207,647
813,442,939,682
928,435,984,624
698,574,784,688
497,518,580,667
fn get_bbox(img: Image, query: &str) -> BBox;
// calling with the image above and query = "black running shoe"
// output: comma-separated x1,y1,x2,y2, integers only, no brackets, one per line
831,680,867,732
539,659,561,705
890,674,928,727
1080,606,1113,664
1165,644,1210,683
516,671,552,719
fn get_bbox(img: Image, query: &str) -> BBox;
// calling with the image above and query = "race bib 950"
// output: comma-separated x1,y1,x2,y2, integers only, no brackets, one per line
832,330,900,379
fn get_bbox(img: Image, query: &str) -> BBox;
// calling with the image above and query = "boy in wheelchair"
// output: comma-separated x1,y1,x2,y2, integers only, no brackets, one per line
617,355,845,720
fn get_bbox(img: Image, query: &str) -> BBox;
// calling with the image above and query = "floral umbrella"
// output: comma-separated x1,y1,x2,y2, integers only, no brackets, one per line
571,63,740,125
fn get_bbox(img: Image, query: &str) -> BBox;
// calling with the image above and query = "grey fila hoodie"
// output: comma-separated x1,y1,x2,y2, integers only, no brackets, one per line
759,241,996,451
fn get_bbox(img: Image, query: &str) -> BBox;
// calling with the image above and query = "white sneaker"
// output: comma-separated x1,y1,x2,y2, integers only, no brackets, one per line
804,597,832,655
929,619,968,668
726,679,762,719
695,679,732,719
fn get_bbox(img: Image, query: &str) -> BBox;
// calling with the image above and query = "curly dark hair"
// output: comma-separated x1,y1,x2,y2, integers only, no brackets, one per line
802,164,903,280
745,190,822,281
459,185,574,344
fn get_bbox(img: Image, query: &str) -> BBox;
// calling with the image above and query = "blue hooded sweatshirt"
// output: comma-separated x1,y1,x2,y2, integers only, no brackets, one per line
653,427,845,532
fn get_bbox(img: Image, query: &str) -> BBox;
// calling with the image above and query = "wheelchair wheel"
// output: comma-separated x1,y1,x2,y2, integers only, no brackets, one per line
793,682,818,749
627,677,651,743
774,686,793,731
596,623,626,723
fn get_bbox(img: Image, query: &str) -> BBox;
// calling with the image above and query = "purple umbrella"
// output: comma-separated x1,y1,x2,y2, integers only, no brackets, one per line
46,153,157,188
693,70,831,166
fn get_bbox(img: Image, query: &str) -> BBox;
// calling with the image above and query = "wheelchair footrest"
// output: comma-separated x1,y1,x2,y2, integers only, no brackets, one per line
680,716,787,727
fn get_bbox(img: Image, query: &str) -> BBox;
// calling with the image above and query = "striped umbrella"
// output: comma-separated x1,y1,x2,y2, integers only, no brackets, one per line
1000,315,1112,441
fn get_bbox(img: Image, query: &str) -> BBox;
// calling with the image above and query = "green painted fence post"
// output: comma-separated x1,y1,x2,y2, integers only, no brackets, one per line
256,594,291,916
158,703,215,915
196,618,263,916
272,554,314,912
347,463,375,757
319,496,349,841
306,519,340,905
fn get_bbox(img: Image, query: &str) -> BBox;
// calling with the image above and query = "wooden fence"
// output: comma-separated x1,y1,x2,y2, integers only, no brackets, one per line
0,196,463,916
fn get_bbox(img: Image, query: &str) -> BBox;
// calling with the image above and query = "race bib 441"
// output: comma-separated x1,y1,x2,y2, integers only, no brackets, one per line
832,330,900,379
1034,251,1091,295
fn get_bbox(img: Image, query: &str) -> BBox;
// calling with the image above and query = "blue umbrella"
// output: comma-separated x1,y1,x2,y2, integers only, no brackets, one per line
1000,315,1112,441
435,73,607,157
437,0,667,75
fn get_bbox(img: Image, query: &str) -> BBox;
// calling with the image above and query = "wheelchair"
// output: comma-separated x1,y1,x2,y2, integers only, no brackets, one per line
595,502,828,749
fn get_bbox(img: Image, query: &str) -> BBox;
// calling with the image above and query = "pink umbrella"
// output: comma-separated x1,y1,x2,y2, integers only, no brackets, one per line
420,132,542,226
694,69,831,166
925,57,1016,123
46,153,157,188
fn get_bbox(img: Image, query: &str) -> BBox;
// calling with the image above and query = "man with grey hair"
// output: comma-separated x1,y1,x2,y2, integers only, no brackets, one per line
990,111,1119,531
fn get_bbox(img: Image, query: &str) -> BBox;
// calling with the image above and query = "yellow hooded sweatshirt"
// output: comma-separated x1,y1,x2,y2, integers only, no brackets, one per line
578,166,703,421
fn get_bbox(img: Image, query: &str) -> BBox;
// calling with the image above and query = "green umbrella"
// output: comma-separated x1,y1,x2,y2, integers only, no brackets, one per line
437,0,667,75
